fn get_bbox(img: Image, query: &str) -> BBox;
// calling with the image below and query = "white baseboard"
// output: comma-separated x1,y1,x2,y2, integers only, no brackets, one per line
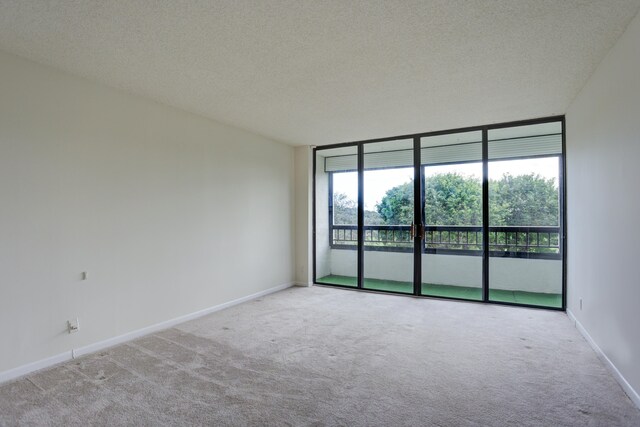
294,281,312,287
567,309,640,409
0,282,293,384
0,351,72,384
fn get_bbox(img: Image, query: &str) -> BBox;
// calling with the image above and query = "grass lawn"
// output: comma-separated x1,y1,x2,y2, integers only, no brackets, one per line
317,275,561,308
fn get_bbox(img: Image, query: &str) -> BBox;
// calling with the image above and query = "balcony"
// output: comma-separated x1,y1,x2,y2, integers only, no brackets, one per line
317,224,562,308
330,224,561,258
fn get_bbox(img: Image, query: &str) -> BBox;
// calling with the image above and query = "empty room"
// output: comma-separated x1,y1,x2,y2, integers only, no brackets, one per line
1,1,640,425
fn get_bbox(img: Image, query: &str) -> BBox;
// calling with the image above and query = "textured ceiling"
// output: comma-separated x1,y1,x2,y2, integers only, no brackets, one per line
0,1,639,146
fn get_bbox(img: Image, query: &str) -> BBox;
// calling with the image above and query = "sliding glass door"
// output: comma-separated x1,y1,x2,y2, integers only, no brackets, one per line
315,145,359,287
313,117,565,310
487,122,564,308
362,140,415,294
420,131,484,301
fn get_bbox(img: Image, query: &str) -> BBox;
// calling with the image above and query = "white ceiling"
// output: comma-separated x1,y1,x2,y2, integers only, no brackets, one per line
0,1,638,146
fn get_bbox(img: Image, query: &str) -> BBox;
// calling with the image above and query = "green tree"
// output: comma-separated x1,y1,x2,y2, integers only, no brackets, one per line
425,173,482,225
333,192,356,224
376,181,414,224
333,192,383,225
375,172,558,226
489,173,558,226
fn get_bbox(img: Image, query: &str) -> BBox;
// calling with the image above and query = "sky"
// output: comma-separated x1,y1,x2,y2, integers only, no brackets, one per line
333,157,560,210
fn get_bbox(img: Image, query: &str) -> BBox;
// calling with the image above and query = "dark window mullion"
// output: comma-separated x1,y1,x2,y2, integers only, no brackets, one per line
357,143,364,289
413,137,422,296
482,127,489,302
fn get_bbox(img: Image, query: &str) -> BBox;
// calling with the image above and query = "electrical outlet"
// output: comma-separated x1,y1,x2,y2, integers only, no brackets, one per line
67,318,80,334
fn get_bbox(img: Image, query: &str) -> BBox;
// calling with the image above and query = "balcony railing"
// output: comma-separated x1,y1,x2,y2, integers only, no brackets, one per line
330,224,561,259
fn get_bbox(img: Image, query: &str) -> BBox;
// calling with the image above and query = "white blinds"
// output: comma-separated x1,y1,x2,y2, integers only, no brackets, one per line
324,131,561,173
325,143,482,172
488,133,562,160
324,154,358,172
426,143,482,165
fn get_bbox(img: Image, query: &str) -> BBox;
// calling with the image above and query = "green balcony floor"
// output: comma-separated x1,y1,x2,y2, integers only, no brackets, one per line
317,275,561,308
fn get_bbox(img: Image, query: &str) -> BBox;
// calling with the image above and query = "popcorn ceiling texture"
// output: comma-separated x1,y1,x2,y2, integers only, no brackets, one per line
0,1,638,146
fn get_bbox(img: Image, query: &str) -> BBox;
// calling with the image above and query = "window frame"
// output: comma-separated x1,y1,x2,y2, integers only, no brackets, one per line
312,115,567,311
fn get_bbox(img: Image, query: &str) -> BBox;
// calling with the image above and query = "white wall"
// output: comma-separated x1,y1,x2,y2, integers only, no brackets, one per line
566,11,640,403
294,146,313,286
314,161,332,279
0,50,294,374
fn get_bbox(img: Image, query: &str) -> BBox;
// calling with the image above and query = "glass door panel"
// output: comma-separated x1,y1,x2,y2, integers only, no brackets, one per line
420,131,483,301
314,118,565,310
315,145,359,287
488,122,563,308
362,140,415,293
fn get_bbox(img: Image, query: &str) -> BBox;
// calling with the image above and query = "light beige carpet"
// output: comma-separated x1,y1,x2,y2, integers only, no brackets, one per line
1,286,639,426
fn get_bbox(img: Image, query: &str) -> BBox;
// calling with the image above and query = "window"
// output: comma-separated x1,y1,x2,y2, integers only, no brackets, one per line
314,117,565,309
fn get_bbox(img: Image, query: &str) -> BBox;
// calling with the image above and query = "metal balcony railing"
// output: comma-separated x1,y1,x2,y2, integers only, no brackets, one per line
330,224,561,259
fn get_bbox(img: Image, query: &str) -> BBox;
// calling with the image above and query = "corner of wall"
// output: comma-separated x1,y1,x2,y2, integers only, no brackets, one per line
294,146,313,286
